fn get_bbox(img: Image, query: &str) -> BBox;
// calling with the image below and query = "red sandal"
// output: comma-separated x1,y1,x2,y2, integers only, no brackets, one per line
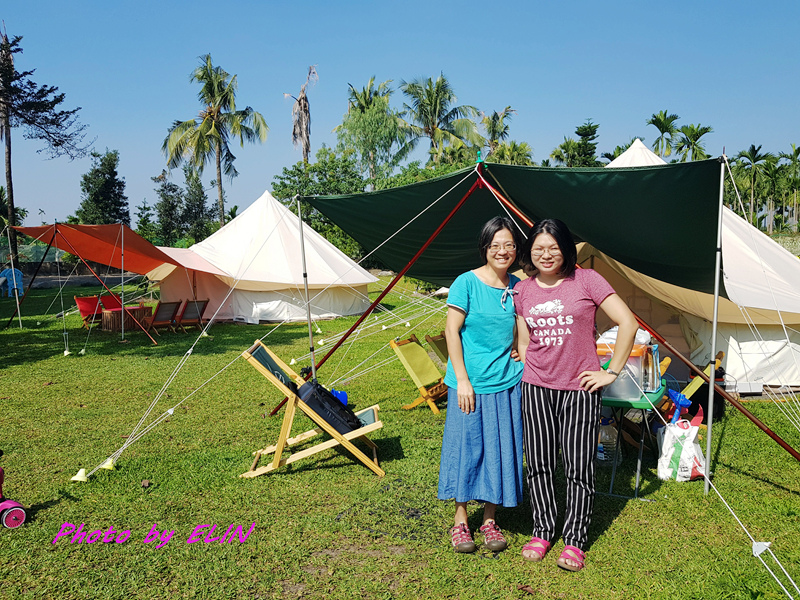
556,545,585,572
521,536,551,562
450,522,476,553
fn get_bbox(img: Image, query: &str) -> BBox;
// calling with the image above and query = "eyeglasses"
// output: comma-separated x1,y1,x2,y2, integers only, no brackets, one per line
531,247,561,257
487,243,517,253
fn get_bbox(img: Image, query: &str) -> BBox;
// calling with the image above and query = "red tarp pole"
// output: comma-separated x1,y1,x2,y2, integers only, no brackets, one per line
269,175,485,416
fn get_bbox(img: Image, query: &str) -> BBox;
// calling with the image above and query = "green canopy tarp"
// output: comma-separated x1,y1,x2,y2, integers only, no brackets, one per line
305,159,723,293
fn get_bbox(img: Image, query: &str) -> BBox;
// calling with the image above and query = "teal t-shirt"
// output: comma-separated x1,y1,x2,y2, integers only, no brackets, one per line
444,271,524,394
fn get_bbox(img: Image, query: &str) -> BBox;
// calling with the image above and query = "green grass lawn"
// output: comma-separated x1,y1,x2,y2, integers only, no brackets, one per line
1,284,799,599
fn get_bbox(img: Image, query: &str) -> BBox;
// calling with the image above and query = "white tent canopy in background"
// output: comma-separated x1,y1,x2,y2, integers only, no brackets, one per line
599,140,800,393
147,190,377,323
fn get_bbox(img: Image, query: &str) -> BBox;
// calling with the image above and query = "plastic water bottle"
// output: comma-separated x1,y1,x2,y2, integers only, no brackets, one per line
596,417,622,467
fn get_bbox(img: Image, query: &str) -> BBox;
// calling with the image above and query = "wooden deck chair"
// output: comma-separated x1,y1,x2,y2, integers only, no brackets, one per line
174,299,209,333
240,340,385,478
389,334,447,414
424,331,449,364
74,296,102,329
141,300,182,335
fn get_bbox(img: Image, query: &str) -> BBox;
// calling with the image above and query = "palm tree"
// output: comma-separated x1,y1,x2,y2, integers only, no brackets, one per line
674,124,713,163
399,74,482,163
646,110,680,158
760,158,783,233
481,106,515,155
285,66,318,164
779,144,800,231
163,54,268,226
550,137,580,167
346,76,391,113
736,144,775,225
486,140,533,166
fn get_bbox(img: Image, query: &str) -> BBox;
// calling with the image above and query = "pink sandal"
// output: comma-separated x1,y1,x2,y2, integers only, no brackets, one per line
450,522,476,553
521,536,551,562
556,545,586,572
478,520,507,552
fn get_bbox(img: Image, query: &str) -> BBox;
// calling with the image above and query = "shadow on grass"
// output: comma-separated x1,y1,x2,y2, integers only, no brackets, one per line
25,489,82,523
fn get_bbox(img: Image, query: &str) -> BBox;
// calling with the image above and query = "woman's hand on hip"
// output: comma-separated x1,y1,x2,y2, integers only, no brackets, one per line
579,369,617,394
457,380,476,414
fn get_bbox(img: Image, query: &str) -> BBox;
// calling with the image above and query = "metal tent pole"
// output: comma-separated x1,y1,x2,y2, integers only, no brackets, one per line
120,223,125,342
705,160,726,494
296,196,317,383
5,224,22,329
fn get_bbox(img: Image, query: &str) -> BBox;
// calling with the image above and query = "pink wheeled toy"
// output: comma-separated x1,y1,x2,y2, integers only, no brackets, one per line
0,467,26,528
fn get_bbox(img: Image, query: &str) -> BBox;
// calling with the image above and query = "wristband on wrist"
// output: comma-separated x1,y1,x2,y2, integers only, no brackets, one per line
606,369,619,377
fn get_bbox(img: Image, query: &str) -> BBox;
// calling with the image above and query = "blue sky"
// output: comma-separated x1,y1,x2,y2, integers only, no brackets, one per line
4,0,799,224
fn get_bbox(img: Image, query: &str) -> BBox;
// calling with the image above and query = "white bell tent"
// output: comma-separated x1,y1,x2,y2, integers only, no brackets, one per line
595,140,800,392
147,190,377,323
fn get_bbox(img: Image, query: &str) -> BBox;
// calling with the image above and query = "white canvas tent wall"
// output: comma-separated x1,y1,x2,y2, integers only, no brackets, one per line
595,140,800,392
147,190,377,323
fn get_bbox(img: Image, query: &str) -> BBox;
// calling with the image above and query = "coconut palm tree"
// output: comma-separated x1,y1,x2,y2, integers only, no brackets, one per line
399,74,482,163
550,137,580,167
674,124,713,163
346,76,391,113
646,110,680,158
487,140,533,166
736,144,775,225
285,66,318,164
163,54,268,226
779,144,800,231
481,106,515,155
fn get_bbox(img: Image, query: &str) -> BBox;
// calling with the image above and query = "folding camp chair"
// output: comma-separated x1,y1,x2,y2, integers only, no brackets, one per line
174,299,209,333
74,296,103,329
389,334,447,414
100,294,123,310
240,340,384,478
424,331,449,364
141,300,182,335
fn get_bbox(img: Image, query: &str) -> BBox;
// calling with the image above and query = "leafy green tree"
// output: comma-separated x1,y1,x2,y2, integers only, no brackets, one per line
550,137,580,167
436,142,480,167
75,150,129,225
271,146,365,258
375,160,470,190
646,110,680,158
399,74,482,163
336,78,404,186
486,140,533,166
674,124,713,162
163,54,268,227
481,106,515,155
0,32,90,260
574,120,601,166
0,185,27,225
286,66,318,164
736,144,774,225
134,199,158,243
182,166,212,242
151,170,184,247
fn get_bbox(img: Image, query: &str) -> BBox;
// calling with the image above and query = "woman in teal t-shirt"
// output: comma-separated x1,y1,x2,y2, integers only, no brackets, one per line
438,216,525,554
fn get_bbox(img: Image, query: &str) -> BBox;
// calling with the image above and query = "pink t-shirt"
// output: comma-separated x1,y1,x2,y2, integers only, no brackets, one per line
514,269,615,391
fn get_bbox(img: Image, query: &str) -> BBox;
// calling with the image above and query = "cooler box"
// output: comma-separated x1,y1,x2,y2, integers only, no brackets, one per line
597,343,660,399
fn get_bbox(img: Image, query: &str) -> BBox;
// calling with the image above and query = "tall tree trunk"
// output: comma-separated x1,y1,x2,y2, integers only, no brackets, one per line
3,115,17,261
215,139,225,227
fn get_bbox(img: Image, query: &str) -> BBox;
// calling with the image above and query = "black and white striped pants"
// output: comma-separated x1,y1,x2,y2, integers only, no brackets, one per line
520,382,601,550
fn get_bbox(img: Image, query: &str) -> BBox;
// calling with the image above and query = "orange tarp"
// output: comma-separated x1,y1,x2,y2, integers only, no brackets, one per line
15,224,179,275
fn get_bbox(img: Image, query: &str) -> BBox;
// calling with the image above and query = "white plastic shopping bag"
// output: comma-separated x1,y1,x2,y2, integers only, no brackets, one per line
657,420,706,482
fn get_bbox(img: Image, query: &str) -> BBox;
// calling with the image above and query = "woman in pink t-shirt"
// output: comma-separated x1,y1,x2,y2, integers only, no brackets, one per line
513,218,637,572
